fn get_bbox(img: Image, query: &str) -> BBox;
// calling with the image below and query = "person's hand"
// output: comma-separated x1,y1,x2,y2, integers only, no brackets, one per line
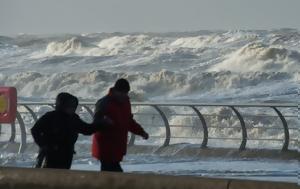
142,132,149,140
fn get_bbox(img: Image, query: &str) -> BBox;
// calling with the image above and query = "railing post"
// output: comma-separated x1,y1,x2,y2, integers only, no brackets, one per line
23,105,38,122
128,134,135,146
9,123,16,142
16,111,27,153
272,107,289,151
190,106,208,148
82,105,94,119
229,106,247,151
151,105,170,147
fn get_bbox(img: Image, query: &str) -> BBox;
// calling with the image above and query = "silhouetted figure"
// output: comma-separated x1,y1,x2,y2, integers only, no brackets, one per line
92,79,149,172
31,92,108,169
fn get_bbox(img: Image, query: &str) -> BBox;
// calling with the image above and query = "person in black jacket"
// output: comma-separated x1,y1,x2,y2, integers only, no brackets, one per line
31,92,110,169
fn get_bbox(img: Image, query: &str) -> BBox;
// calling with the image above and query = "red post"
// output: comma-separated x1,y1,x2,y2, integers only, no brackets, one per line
0,87,17,124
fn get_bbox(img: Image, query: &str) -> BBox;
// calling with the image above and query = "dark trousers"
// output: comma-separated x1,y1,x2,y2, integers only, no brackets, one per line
42,151,73,169
35,148,46,168
44,154,73,169
101,161,123,172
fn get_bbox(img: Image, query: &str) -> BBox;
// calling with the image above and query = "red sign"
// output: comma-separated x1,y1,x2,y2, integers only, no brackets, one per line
0,87,17,123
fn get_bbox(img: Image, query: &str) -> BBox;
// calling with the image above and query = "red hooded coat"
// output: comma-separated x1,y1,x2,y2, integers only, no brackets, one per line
92,89,146,162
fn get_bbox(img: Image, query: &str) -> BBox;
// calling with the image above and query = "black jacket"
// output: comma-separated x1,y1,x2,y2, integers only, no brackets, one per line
31,110,99,155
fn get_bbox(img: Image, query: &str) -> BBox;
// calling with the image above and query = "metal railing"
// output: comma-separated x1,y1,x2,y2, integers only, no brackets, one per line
0,102,298,154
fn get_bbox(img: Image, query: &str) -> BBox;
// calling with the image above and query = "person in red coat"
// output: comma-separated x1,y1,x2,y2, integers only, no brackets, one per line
92,79,149,172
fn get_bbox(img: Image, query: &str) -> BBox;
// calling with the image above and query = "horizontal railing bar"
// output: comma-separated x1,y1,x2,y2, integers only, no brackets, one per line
201,137,241,140
160,125,299,130
236,115,298,118
134,135,298,141
169,136,201,139
165,136,287,141
207,137,279,141
134,102,298,107
19,102,297,108
12,136,298,142
18,111,298,118
247,127,299,130
200,114,298,118
168,125,248,129
209,126,297,130
133,113,298,118
133,110,298,116
247,138,283,141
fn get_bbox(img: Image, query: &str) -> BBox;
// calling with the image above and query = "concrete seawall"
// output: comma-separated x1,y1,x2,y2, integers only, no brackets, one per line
0,167,298,189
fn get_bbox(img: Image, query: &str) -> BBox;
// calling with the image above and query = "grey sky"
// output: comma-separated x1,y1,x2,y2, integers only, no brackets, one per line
1,0,299,35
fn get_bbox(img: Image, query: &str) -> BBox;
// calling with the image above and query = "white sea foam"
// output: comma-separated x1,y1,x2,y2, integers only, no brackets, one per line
209,42,300,72
0,70,296,103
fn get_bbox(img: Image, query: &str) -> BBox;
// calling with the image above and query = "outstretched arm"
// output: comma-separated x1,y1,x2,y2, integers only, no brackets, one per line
74,114,109,135
128,115,148,139
74,115,97,135
76,98,115,135
127,102,149,139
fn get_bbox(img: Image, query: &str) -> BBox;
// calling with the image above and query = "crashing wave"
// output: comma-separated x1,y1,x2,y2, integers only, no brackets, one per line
45,37,103,56
0,30,299,103
0,70,296,103
209,42,300,72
